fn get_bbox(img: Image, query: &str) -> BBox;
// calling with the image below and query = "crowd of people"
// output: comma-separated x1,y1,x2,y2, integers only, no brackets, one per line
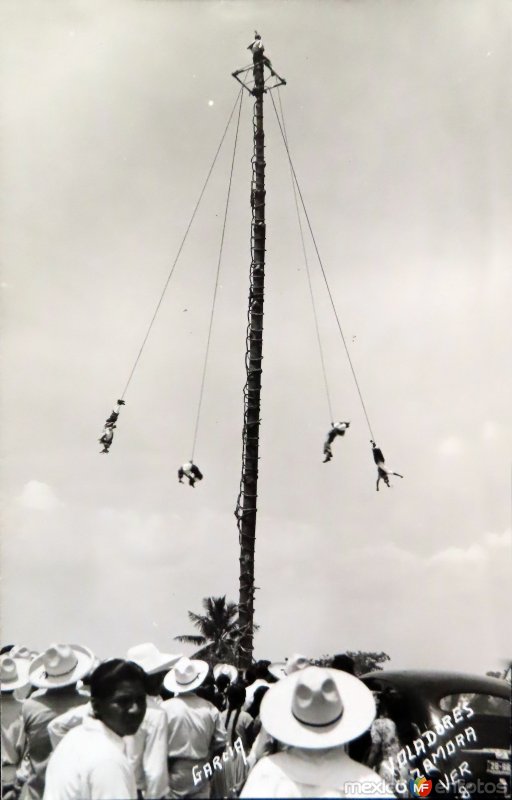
1,643,407,799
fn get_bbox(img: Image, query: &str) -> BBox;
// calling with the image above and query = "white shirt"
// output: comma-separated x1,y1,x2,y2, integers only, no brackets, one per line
43,717,136,800
125,704,168,799
163,693,227,760
248,38,265,55
243,679,270,710
247,726,276,768
48,701,168,799
47,702,91,749
1,692,22,766
19,687,90,800
181,461,197,479
240,747,394,798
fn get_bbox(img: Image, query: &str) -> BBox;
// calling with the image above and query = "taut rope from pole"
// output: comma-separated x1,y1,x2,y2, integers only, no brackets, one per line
269,90,376,443
190,90,244,462
276,89,335,426
118,89,244,402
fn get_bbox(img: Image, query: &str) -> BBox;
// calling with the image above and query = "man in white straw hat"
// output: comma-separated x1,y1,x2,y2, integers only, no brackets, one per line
212,663,238,685
163,657,227,798
267,653,311,682
16,644,93,800
126,642,182,685
9,645,40,662
44,659,147,800
240,666,393,798
213,664,238,711
1,652,32,795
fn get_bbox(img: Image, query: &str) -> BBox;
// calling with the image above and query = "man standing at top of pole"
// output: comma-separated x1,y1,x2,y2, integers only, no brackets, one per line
247,32,276,76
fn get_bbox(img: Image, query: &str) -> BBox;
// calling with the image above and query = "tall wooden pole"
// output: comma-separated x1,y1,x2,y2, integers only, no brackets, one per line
232,38,285,669
235,49,266,669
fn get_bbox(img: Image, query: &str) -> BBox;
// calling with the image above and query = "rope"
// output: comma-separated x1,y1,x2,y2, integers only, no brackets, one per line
190,90,244,461
118,88,243,401
269,90,376,442
276,89,334,426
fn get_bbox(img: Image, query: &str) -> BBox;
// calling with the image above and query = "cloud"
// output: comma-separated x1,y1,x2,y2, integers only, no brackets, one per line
2,480,511,672
254,523,511,672
1,500,241,658
483,530,511,548
17,481,63,511
430,543,486,565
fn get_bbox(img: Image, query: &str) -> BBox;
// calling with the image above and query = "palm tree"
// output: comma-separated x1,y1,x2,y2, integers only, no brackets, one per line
174,596,240,665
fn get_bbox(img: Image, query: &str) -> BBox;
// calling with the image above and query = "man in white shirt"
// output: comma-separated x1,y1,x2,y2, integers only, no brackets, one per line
44,659,147,800
323,421,350,463
163,658,227,799
48,643,180,799
240,666,394,799
1,652,31,794
177,462,203,488
44,716,136,800
246,32,275,76
241,746,394,798
17,643,94,800
48,701,168,800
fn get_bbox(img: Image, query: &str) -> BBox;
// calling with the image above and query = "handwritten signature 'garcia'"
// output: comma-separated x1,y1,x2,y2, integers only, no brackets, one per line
192,737,248,786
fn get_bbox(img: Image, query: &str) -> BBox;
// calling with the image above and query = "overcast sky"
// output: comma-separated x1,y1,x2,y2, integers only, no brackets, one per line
1,0,511,674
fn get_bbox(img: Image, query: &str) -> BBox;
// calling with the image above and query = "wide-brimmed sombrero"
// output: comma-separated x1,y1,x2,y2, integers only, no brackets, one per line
126,642,182,675
1,655,31,693
260,665,376,749
268,653,311,680
213,663,238,683
29,644,95,689
163,657,209,695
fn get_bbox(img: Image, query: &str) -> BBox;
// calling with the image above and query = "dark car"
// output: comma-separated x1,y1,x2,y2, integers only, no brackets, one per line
358,670,510,798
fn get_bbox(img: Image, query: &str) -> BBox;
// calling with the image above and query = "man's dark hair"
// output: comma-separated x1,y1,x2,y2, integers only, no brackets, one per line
145,670,168,696
226,682,246,709
195,670,216,705
89,659,147,699
331,654,356,675
224,682,247,745
254,660,270,679
247,685,269,719
215,673,230,692
244,667,256,686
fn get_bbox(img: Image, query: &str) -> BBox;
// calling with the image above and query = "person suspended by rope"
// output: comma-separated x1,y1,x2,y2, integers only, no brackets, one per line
371,440,403,491
98,400,125,454
105,399,126,428
323,421,350,463
247,32,276,75
99,427,114,454
178,461,204,488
